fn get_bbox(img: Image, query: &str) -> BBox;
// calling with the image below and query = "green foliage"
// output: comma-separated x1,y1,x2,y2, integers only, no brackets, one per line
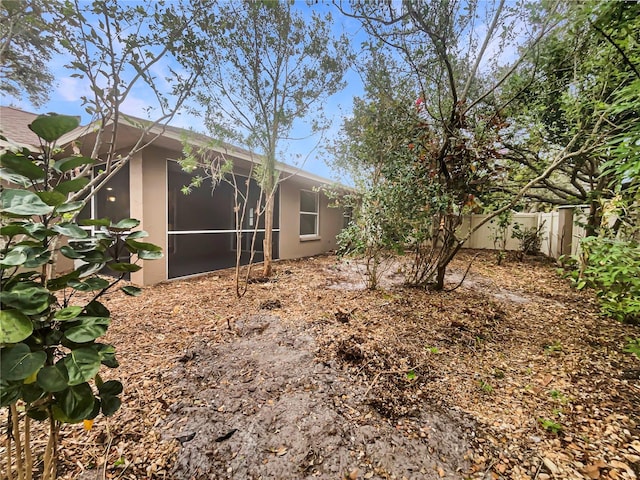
500,1,640,234
544,341,563,354
478,379,493,394
576,237,640,324
1,114,161,467
511,221,546,257
538,417,563,434
330,2,538,289
191,0,351,276
623,338,640,360
489,210,513,265
0,0,61,106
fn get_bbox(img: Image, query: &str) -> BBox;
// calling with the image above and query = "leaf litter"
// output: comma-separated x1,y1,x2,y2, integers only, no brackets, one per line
9,250,638,479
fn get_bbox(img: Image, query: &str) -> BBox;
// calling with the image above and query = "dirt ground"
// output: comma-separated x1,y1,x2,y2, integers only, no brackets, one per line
10,250,640,479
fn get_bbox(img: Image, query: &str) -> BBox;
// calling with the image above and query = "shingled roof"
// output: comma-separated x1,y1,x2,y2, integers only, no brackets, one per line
0,106,42,148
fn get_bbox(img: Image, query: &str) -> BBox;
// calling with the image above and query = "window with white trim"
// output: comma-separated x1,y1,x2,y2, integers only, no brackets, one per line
299,190,319,237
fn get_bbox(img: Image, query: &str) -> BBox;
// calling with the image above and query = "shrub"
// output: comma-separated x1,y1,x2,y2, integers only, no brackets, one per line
576,237,640,324
1,114,162,478
511,220,546,257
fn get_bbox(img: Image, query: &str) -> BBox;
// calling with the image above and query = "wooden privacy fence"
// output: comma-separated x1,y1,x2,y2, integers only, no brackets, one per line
459,206,587,259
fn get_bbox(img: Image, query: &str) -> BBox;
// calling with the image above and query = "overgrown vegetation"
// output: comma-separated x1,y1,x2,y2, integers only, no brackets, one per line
511,221,546,259
0,115,161,477
575,237,640,324
333,1,592,290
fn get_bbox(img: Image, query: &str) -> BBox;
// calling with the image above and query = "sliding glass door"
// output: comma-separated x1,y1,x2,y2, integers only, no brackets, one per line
167,160,279,278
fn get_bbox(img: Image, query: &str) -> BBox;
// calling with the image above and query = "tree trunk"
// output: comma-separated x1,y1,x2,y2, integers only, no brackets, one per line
586,200,600,237
435,264,446,290
262,193,273,277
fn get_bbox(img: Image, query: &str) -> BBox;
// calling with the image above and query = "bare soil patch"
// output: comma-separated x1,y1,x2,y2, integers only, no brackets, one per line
18,250,639,479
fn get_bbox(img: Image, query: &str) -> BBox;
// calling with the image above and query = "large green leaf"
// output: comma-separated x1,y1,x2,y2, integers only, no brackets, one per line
1,189,54,216
24,222,55,240
125,239,162,252
0,248,28,267
37,190,66,207
54,382,95,422
63,347,101,386
109,262,142,273
0,310,34,343
98,379,124,416
54,177,90,196
53,223,88,239
0,283,51,315
37,363,70,392
22,383,45,403
0,224,29,237
98,379,123,397
63,317,110,343
121,285,142,297
54,156,94,173
76,262,107,278
68,237,100,253
0,344,46,381
68,277,110,292
100,395,121,416
85,301,110,317
29,114,80,142
0,168,30,187
126,230,149,239
23,247,51,268
95,343,118,368
137,250,164,260
26,406,50,421
0,379,22,407
0,152,44,180
60,245,84,259
113,218,140,230
55,201,85,214
55,306,83,321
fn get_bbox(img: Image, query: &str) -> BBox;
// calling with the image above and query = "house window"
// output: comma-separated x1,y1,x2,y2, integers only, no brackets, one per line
300,190,318,237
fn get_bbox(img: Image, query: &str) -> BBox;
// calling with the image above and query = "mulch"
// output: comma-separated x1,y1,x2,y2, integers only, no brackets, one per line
4,250,638,479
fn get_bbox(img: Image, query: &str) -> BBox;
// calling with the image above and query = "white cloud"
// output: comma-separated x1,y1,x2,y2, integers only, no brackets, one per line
119,94,158,120
56,76,91,102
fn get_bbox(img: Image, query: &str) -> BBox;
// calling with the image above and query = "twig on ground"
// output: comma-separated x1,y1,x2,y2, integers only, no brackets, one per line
445,253,480,292
533,457,543,479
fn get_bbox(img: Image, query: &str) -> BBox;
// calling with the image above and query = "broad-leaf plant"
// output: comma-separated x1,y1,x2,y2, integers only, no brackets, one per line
0,114,162,479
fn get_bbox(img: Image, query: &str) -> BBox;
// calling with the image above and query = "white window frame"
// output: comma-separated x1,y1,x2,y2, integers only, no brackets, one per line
299,189,319,239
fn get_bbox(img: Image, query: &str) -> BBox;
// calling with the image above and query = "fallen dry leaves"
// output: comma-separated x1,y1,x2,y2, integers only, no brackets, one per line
2,250,638,479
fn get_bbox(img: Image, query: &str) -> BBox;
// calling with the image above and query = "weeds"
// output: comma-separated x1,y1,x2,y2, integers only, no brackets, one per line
538,418,563,434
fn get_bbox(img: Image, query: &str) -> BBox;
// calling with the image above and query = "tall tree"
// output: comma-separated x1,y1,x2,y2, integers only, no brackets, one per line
497,0,640,235
47,0,206,206
192,0,350,276
337,0,574,289
0,0,61,106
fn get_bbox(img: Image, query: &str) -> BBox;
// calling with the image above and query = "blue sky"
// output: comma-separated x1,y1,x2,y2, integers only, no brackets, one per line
1,0,526,182
1,1,367,183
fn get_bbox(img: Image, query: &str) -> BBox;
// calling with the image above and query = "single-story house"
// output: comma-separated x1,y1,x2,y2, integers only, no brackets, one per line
0,106,347,285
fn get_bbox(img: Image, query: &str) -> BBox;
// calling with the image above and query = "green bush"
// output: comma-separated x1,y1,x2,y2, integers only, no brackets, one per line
511,221,546,257
576,236,640,324
1,113,162,478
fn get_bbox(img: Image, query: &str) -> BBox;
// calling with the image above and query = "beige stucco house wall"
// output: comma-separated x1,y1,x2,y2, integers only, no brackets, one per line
278,176,344,261
1,107,347,286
